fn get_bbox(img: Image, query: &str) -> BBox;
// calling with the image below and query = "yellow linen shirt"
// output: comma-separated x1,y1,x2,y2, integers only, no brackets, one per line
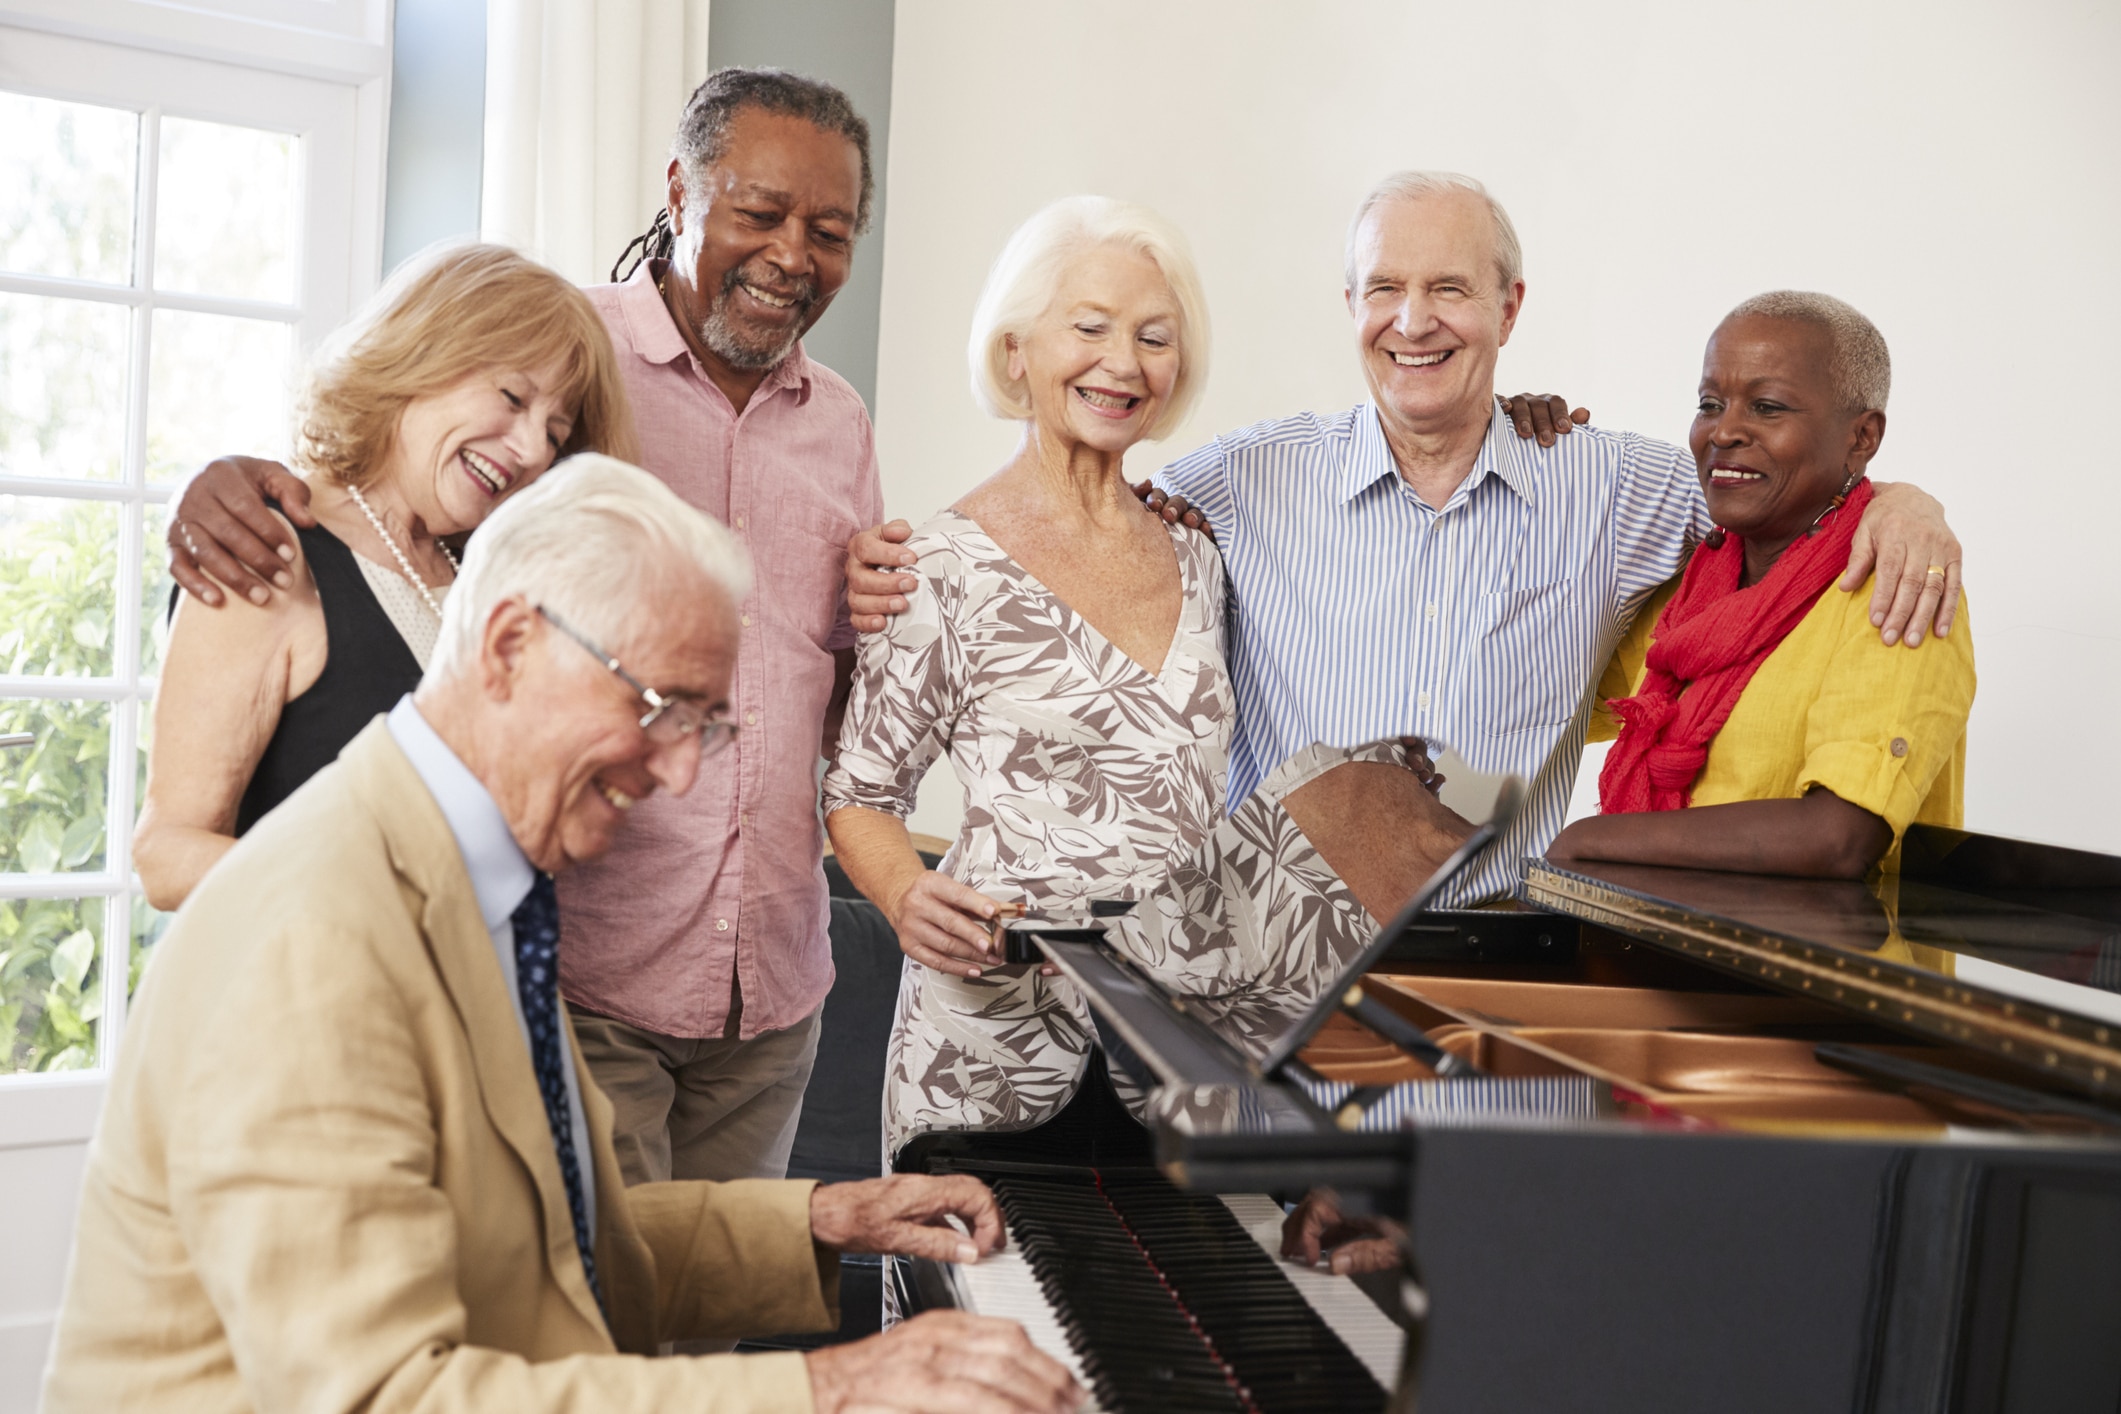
1589,574,1976,846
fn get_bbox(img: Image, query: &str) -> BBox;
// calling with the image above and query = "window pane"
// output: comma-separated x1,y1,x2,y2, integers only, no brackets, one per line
0,496,121,677
0,698,111,875
0,292,129,481
143,502,176,676
154,116,298,304
0,895,105,1073
146,309,293,484
0,90,137,285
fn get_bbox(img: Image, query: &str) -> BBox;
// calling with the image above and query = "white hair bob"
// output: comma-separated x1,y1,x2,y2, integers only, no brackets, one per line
429,453,752,681
966,195,1211,442
1345,170,1524,295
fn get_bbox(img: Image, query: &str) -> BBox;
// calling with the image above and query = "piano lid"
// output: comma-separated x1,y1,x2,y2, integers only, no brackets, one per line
1523,828,2121,1103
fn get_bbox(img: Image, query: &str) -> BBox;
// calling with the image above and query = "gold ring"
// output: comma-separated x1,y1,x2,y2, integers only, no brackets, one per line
1924,565,1947,578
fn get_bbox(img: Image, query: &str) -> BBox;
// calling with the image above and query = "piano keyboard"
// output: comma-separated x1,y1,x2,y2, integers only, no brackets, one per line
946,1166,1403,1413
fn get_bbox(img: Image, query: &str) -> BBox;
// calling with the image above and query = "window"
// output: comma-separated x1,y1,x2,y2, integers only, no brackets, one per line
0,25,370,1080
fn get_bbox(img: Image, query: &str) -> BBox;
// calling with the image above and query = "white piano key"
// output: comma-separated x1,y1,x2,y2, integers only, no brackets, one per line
1217,1193,1409,1392
950,1239,1106,1413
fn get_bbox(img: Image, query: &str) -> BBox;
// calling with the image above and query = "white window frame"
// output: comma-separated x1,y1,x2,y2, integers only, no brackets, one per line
0,14,387,1137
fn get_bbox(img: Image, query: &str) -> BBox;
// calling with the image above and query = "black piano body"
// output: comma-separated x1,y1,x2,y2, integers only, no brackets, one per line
906,823,2121,1413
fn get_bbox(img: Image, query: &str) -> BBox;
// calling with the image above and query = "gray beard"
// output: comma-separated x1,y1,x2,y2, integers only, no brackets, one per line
697,299,803,371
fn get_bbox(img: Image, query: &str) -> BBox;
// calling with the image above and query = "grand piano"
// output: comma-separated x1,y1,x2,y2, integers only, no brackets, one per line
893,806,2121,1414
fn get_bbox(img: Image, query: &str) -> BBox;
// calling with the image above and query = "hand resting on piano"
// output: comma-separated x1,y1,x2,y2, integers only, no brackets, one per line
1280,1187,1407,1277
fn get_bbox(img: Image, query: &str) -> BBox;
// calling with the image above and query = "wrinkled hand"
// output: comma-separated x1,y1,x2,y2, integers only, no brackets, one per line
810,1173,1007,1264
847,519,918,632
1394,735,1445,797
889,870,1006,977
1132,479,1216,542
1280,1188,1406,1276
169,455,313,607
806,1309,1083,1414
1842,482,1963,647
1500,393,1590,447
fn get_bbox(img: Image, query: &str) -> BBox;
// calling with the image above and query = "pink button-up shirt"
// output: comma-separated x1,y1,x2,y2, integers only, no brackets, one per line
558,260,882,1039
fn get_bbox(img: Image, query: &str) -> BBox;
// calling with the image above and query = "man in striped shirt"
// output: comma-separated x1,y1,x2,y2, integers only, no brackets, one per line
849,171,1961,924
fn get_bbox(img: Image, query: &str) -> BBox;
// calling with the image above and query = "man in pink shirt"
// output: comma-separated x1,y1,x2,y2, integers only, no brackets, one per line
165,68,882,1193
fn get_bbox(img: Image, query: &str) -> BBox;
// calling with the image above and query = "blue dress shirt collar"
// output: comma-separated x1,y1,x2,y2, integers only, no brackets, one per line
385,696,535,933
1336,399,1540,509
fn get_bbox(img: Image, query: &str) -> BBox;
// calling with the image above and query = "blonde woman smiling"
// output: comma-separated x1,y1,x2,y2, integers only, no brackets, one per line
135,244,634,909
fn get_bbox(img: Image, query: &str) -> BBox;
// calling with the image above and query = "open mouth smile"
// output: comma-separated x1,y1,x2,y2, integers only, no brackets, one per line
739,281,799,311
597,782,636,811
1708,464,1770,485
1389,350,1453,368
1074,386,1142,417
459,448,513,497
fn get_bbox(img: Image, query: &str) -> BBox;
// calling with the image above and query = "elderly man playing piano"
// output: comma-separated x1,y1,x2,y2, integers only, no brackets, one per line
847,168,1963,1004
42,457,1078,1414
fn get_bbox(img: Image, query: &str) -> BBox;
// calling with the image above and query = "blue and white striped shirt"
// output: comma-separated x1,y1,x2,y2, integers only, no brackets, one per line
1156,400,1711,905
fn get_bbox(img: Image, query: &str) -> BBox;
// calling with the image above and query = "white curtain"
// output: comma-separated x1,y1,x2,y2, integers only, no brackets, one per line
481,0,711,287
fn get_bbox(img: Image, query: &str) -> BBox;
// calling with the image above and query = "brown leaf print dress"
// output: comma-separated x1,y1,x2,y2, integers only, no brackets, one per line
823,511,1408,1160
821,508,1242,1157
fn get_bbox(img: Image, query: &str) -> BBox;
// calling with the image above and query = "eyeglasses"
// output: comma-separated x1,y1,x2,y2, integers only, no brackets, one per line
536,604,738,755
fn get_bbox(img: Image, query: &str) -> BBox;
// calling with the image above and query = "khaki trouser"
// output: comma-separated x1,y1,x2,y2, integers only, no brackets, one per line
570,1000,823,1188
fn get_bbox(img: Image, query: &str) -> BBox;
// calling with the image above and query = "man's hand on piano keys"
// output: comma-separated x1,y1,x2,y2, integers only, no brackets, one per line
1280,1188,1407,1277
805,1309,1085,1414
810,1172,1007,1266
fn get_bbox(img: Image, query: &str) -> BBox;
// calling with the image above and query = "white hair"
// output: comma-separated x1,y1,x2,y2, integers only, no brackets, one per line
967,195,1211,441
1722,290,1892,413
1344,170,1524,295
429,454,752,681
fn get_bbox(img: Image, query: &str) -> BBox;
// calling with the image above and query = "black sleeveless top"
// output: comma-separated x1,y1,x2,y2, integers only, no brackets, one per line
233,512,425,834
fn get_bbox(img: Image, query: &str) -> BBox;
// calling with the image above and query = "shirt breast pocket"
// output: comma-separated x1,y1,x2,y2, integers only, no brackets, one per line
1472,580,1584,737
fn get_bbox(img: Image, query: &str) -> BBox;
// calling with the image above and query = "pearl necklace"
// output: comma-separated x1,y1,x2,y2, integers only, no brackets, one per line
346,483,458,622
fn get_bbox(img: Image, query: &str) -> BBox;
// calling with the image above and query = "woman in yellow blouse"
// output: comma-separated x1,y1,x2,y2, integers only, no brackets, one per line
1547,291,1974,879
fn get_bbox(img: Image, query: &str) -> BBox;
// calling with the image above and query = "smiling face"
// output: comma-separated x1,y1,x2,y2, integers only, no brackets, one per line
386,363,575,536
1347,189,1523,443
487,567,739,873
667,106,863,375
1007,243,1183,458
1691,314,1886,564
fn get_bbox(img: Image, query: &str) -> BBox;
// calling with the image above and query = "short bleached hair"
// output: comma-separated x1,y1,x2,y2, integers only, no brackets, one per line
295,242,636,490
967,196,1211,441
1345,171,1524,295
429,454,751,681
1723,290,1892,413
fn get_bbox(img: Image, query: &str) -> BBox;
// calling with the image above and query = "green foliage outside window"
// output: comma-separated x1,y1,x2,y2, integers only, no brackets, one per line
1,499,167,1071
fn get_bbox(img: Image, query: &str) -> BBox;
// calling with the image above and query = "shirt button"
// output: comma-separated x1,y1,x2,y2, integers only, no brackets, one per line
1418,691,1431,711
1890,737,1909,758
734,515,746,529
716,919,730,932
741,613,753,627
1426,602,1438,621
745,711,758,726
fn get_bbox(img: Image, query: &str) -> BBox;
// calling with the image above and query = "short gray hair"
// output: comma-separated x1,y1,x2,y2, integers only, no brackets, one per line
1344,171,1524,295
429,454,751,681
967,195,1211,442
1723,290,1892,413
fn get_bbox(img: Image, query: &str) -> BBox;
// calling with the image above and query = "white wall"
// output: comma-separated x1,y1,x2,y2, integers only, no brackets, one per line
874,0,2121,853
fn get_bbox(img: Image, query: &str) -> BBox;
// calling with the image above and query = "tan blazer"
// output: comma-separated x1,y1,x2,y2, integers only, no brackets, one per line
42,721,837,1413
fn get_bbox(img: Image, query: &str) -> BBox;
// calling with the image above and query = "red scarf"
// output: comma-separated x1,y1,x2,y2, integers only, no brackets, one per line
1598,478,1872,814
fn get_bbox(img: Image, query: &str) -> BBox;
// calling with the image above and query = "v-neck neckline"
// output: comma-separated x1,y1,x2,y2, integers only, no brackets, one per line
947,509,1194,685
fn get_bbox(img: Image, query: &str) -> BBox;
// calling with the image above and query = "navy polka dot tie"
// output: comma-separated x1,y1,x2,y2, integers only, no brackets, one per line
510,872,602,1311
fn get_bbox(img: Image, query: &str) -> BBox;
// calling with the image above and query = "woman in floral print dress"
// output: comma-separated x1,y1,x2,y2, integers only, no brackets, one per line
823,196,1315,1159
